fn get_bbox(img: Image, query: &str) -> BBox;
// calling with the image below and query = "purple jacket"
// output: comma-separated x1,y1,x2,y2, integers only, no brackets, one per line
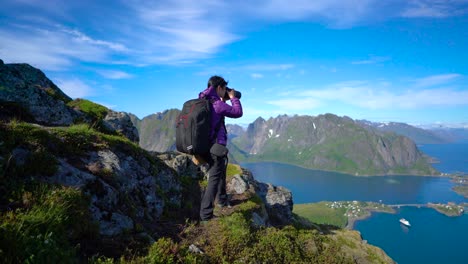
199,86,243,146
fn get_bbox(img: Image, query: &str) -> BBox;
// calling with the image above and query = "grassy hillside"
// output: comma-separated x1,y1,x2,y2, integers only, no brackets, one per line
0,120,394,263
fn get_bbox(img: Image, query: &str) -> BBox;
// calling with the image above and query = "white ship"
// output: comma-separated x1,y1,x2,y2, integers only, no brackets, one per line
399,218,411,227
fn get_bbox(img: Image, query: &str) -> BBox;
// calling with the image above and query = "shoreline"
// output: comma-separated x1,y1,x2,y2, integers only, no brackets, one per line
242,161,444,177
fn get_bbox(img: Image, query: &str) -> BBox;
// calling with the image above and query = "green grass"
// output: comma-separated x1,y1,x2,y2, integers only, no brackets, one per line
226,163,242,177
0,185,97,263
453,185,468,198
67,99,108,120
293,202,348,228
67,99,114,133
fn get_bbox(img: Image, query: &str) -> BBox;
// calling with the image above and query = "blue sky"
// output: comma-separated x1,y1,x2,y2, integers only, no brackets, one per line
1,0,467,126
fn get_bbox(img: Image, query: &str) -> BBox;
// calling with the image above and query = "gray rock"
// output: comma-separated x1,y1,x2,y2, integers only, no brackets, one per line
98,212,134,237
189,244,204,254
49,158,96,187
157,152,200,179
255,182,293,226
103,110,139,142
226,168,293,227
0,62,82,125
229,174,249,194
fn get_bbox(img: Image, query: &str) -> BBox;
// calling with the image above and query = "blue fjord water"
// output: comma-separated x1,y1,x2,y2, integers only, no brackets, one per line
241,143,468,264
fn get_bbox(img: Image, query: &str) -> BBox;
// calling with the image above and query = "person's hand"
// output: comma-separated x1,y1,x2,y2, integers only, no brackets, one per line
227,88,236,99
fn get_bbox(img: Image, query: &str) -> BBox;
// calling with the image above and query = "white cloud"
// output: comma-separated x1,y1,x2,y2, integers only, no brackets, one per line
2,0,467,70
267,98,322,110
244,64,295,71
129,1,239,64
0,24,125,70
267,75,468,111
251,73,264,79
0,28,73,70
352,56,391,65
413,74,461,87
401,0,468,18
55,78,94,98
98,70,133,79
60,28,129,52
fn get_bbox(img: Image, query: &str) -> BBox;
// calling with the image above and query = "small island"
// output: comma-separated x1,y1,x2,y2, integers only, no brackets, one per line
427,202,465,216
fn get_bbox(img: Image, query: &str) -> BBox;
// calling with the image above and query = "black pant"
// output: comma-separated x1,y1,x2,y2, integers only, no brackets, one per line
200,153,228,221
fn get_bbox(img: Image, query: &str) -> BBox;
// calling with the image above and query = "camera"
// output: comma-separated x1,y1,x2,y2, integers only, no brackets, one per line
224,87,242,100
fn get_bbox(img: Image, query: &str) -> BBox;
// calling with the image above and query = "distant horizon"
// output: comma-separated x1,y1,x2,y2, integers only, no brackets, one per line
1,1,467,126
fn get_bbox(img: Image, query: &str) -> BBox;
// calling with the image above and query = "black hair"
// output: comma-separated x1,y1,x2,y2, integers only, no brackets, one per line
207,75,228,88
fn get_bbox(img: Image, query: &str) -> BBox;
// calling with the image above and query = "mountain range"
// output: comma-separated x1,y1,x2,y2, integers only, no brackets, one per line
132,109,439,176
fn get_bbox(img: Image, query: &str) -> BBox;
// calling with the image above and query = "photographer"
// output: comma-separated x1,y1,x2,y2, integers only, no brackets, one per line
198,75,243,222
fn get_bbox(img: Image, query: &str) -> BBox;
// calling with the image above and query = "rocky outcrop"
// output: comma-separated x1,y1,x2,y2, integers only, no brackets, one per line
0,61,140,143
0,62,81,125
227,168,294,226
103,110,140,143
11,144,182,237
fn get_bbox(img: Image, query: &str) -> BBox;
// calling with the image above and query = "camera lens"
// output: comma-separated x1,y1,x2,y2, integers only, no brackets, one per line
225,88,242,100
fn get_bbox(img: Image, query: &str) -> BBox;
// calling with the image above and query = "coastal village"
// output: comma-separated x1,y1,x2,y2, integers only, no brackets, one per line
451,175,468,198
323,200,465,228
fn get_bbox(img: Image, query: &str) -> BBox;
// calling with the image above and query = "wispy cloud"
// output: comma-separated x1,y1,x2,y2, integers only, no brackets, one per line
1,0,467,70
128,1,239,64
352,55,391,65
98,70,134,79
267,98,323,110
60,28,129,52
55,78,94,98
401,0,468,18
0,24,125,70
412,73,461,87
267,75,468,111
244,64,295,71
251,73,264,79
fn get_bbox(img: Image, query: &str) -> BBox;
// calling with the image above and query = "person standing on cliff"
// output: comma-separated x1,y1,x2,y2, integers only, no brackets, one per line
198,75,243,221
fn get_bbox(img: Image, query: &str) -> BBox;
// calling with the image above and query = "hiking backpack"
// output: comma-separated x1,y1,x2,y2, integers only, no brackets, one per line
176,98,214,155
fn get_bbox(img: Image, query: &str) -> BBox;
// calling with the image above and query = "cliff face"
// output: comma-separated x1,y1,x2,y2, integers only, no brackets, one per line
231,113,437,175
357,120,448,144
136,109,180,152
0,61,394,263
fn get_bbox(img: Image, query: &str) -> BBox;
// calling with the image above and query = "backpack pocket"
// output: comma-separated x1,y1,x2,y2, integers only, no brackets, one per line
210,143,229,157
